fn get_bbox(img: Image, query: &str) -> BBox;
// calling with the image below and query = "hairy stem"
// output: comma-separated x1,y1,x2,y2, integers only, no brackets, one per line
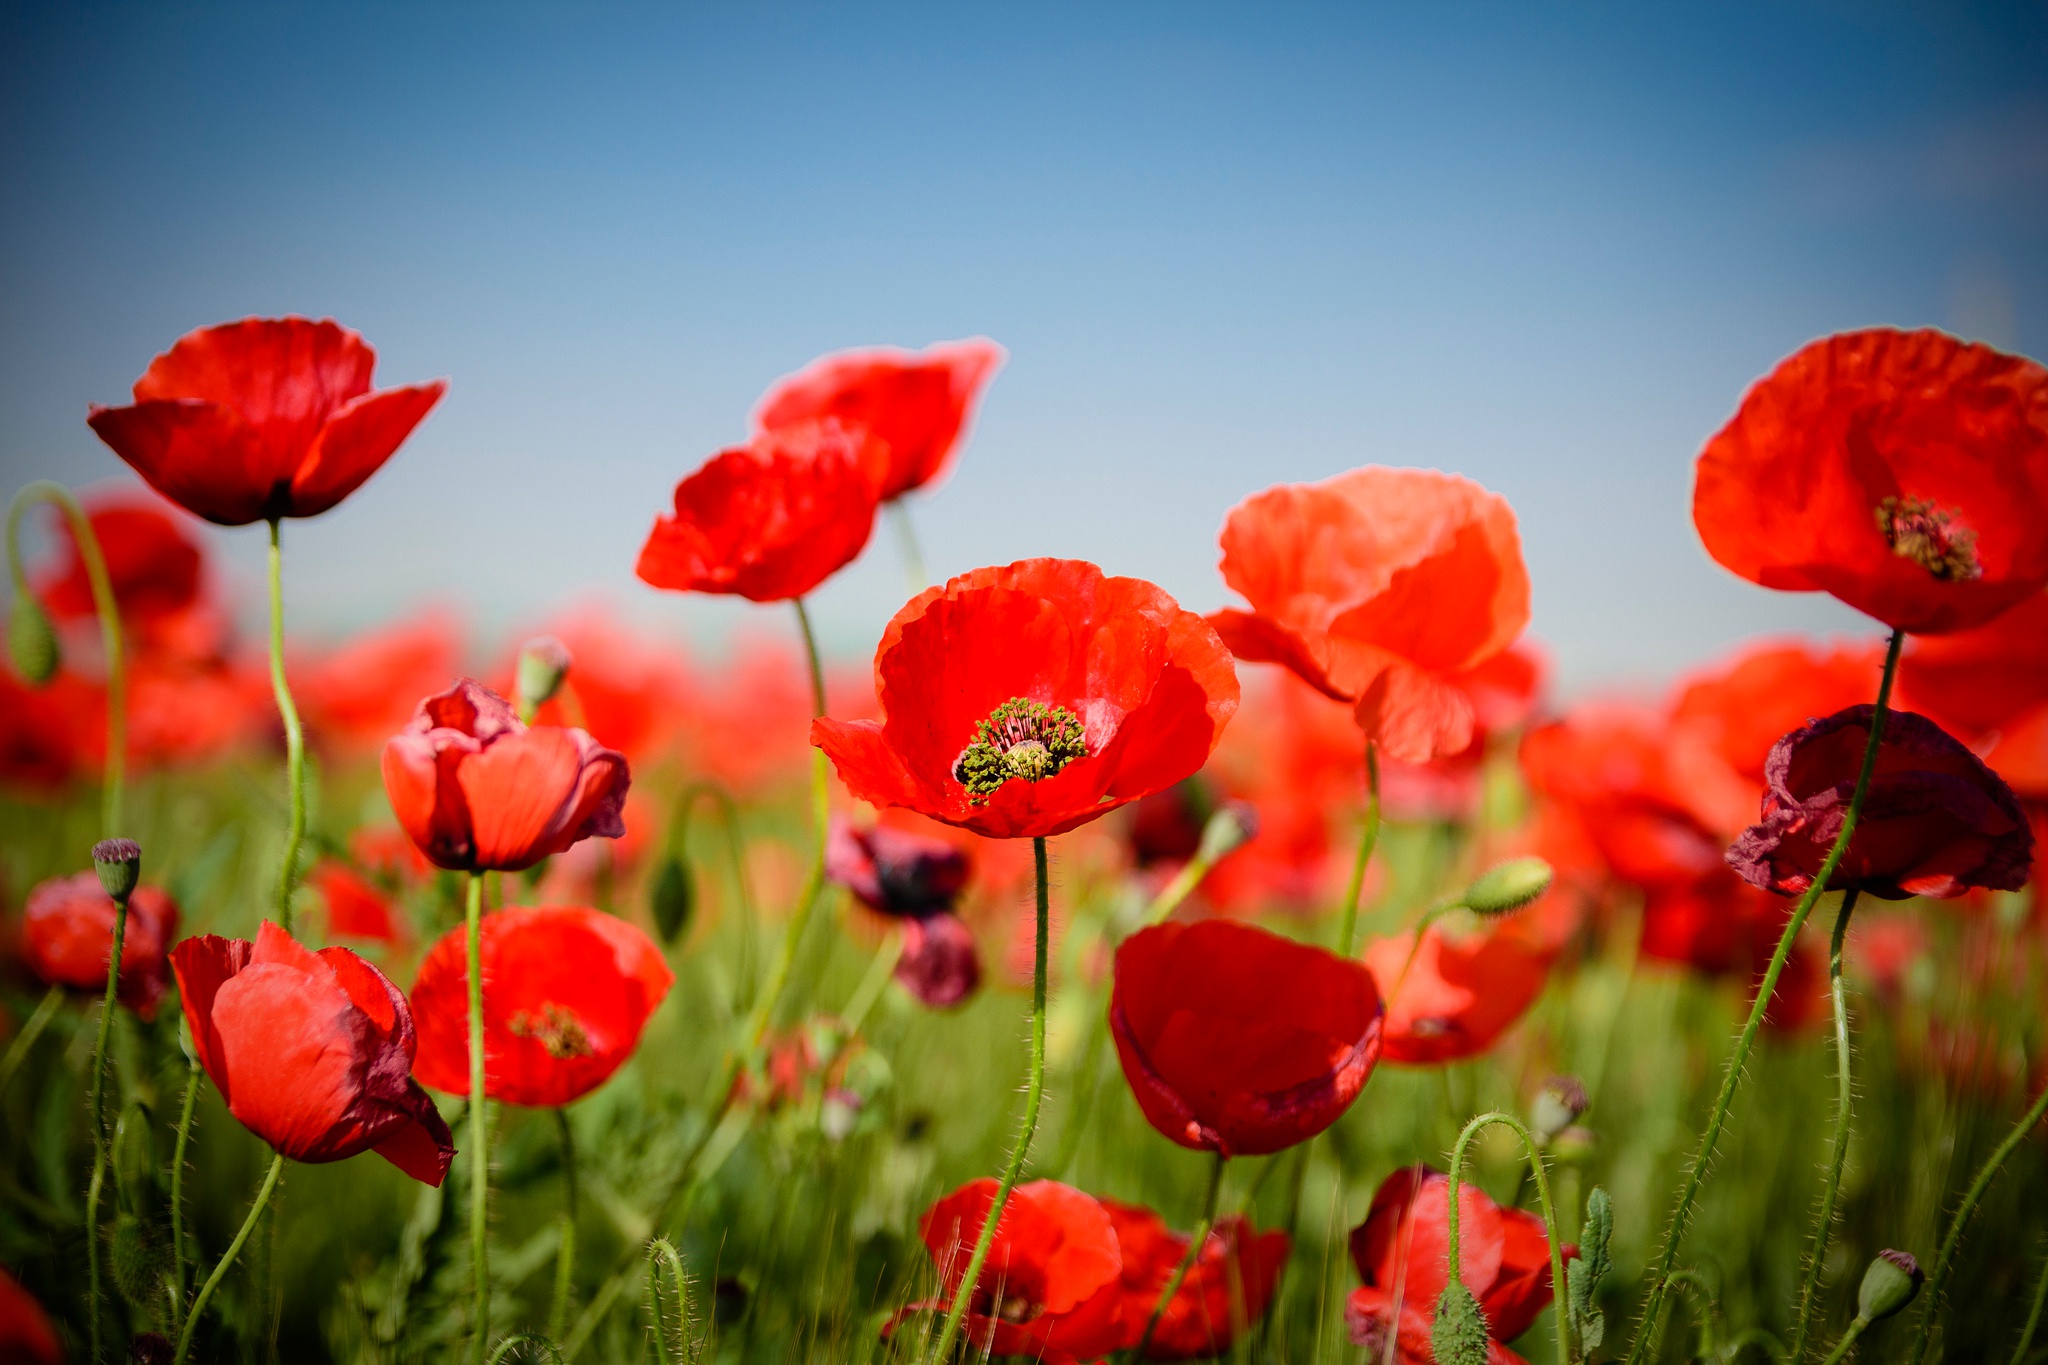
2011,1238,2048,1365
169,1055,202,1320
466,871,491,1364
1818,1318,1866,1365
1790,888,1864,1363
1133,1151,1227,1360
1446,1112,1571,1365
174,1151,284,1365
85,888,131,1364
267,518,308,932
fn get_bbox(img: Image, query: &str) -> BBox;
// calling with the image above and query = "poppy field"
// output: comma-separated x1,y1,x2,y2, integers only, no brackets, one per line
1,319,2045,1365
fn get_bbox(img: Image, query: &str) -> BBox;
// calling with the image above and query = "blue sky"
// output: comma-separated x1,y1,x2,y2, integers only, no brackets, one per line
3,2,2043,690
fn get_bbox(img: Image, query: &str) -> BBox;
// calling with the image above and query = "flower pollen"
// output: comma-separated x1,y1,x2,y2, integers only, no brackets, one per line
1875,495,1982,582
507,1002,595,1059
952,698,1088,802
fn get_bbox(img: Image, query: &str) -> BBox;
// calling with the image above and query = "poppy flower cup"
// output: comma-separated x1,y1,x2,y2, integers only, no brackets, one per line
1111,920,1384,1155
755,337,1007,500
1210,466,1531,764
812,559,1240,840
1693,329,2048,636
21,872,179,1018
86,316,446,527
1102,1198,1291,1360
410,905,673,1107
381,679,629,873
170,921,455,1186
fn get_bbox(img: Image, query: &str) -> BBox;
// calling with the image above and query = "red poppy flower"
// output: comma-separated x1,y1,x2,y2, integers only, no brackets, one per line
1101,1199,1290,1360
0,1267,61,1365
635,421,882,603
1693,329,2048,635
409,904,672,1108
309,860,410,945
381,679,629,873
814,559,1239,840
35,493,203,625
0,670,88,789
502,608,697,763
20,872,179,1018
826,818,972,916
1111,920,1383,1155
86,316,446,527
1900,591,2048,797
897,1178,1133,1365
1209,466,1530,764
171,921,454,1185
1728,705,2034,900
294,608,464,755
1346,1165,1569,1365
755,337,1006,500
1362,890,1576,1065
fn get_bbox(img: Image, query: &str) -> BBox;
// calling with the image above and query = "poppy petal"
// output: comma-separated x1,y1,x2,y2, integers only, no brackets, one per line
290,381,448,517
370,1080,457,1187
85,400,280,526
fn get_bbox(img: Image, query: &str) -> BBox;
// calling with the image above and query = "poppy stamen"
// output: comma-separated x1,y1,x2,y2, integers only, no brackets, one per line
952,698,1088,802
1875,495,1982,582
506,1002,595,1059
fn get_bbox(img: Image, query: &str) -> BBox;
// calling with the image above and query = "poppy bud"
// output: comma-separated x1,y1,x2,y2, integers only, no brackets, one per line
515,635,573,719
1461,856,1553,915
650,852,695,944
93,837,143,900
1857,1249,1923,1323
1551,1124,1600,1164
110,1211,164,1310
128,1331,173,1365
8,587,59,684
1432,1281,1493,1365
1196,798,1260,864
1530,1074,1590,1144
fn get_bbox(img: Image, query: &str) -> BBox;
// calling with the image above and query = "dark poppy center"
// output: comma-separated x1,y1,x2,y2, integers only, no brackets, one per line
974,1286,1043,1324
1874,495,1982,582
952,698,1088,802
507,1002,595,1058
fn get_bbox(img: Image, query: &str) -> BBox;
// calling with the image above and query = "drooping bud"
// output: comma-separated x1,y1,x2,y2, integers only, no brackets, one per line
515,635,573,721
1856,1249,1924,1323
650,852,695,945
1430,1280,1492,1365
1530,1074,1590,1144
8,586,59,684
1195,799,1260,865
1460,856,1553,915
92,838,143,901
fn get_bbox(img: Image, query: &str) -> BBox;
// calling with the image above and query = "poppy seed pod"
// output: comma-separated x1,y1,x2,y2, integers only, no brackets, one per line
91,837,143,900
1857,1249,1923,1323
515,635,573,716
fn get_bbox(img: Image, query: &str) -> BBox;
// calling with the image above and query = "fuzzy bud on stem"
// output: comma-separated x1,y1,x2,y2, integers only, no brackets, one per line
8,586,59,684
1460,856,1553,915
1857,1250,1924,1323
515,636,573,721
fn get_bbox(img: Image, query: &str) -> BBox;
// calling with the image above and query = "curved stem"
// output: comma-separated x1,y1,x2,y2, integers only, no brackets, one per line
85,889,131,1363
174,1150,284,1365
266,518,307,932
1818,1318,1866,1365
1626,629,1903,1365
2011,1238,2048,1365
887,499,929,594
465,871,491,1364
1905,1078,2048,1365
1334,743,1381,957
547,1108,579,1344
169,1056,202,1319
1133,1151,1227,1360
1446,1112,1571,1365
647,1238,696,1365
486,1333,567,1365
926,835,1052,1365
1790,888,1863,1363
0,983,64,1095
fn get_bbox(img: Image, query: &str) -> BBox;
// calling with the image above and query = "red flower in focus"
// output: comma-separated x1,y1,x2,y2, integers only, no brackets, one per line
1210,467,1530,764
1111,920,1383,1155
898,1178,1132,1365
381,679,629,872
21,872,179,1018
35,493,203,626
1362,890,1577,1065
1900,591,2048,797
1729,706,2033,900
1693,329,2048,635
410,905,672,1108
815,560,1238,840
1346,1165,1569,1365
309,860,409,945
755,337,1006,500
87,317,446,526
295,609,464,755
171,921,454,1185
1102,1199,1290,1360
635,422,882,602
0,1266,61,1365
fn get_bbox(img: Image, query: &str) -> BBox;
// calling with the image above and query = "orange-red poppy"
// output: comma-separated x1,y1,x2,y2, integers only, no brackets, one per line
294,608,465,756
1900,591,2048,797
309,860,410,945
20,872,180,1018
1693,329,2048,635
1101,1198,1290,1360
1362,887,1576,1065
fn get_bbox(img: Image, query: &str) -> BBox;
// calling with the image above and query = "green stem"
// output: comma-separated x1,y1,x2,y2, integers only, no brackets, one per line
887,498,929,594
1446,1112,1571,1365
1133,1151,1227,1360
487,1336,566,1365
841,929,903,1039
466,871,491,1364
85,888,131,1364
1790,888,1864,1363
1905,1078,2048,1365
548,1108,579,1344
2011,1238,2048,1365
647,1238,696,1365
169,1055,202,1319
1334,743,1381,957
1626,629,1903,1365
926,835,1052,1365
0,983,64,1095
174,1150,284,1365
267,518,307,932
1818,1318,1866,1365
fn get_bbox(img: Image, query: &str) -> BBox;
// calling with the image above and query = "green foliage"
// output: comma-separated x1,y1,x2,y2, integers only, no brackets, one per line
1571,1185,1614,1354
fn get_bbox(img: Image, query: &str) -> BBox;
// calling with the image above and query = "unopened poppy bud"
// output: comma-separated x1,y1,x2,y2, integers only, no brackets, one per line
1196,799,1260,864
650,852,695,945
515,635,573,719
1430,1280,1492,1365
1460,857,1553,915
1530,1074,1590,1143
92,838,143,900
1857,1249,1923,1323
1551,1124,1599,1165
9,587,60,684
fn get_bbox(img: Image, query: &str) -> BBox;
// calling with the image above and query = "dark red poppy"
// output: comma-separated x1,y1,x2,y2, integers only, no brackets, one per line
1101,1199,1290,1360
1900,591,2048,798
309,860,409,945
755,338,1006,500
826,818,972,916
1209,467,1530,764
35,493,203,625
635,422,882,603
1346,1165,1569,1365
1361,890,1576,1065
1729,705,2033,900
381,679,629,873
20,872,179,1018
892,914,983,1009
86,317,446,527
0,1266,61,1365
814,559,1239,840
897,1178,1132,1364
409,904,672,1108
171,921,454,1185
1693,329,2048,636
1111,920,1383,1156
296,609,465,755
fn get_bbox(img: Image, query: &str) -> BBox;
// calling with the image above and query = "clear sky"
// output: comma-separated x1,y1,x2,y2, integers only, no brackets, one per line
3,2,2043,691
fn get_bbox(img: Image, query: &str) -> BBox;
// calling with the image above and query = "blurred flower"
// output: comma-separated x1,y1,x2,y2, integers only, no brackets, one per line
1102,1198,1290,1360
501,608,695,763
410,905,672,1107
1210,466,1530,763
171,921,454,1185
1848,913,1927,1001
635,421,882,602
815,559,1238,839
1110,920,1383,1155
308,860,409,945
0,1266,60,1365
1345,1165,1571,1365
349,823,437,885
1900,590,2048,797
894,914,982,1009
1693,328,2048,635
294,608,464,756
21,872,179,1018
87,316,446,526
828,817,981,1007
1729,706,2034,900
34,493,202,628
0,669,89,789
755,337,1006,500
1362,891,1576,1065
381,678,629,872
